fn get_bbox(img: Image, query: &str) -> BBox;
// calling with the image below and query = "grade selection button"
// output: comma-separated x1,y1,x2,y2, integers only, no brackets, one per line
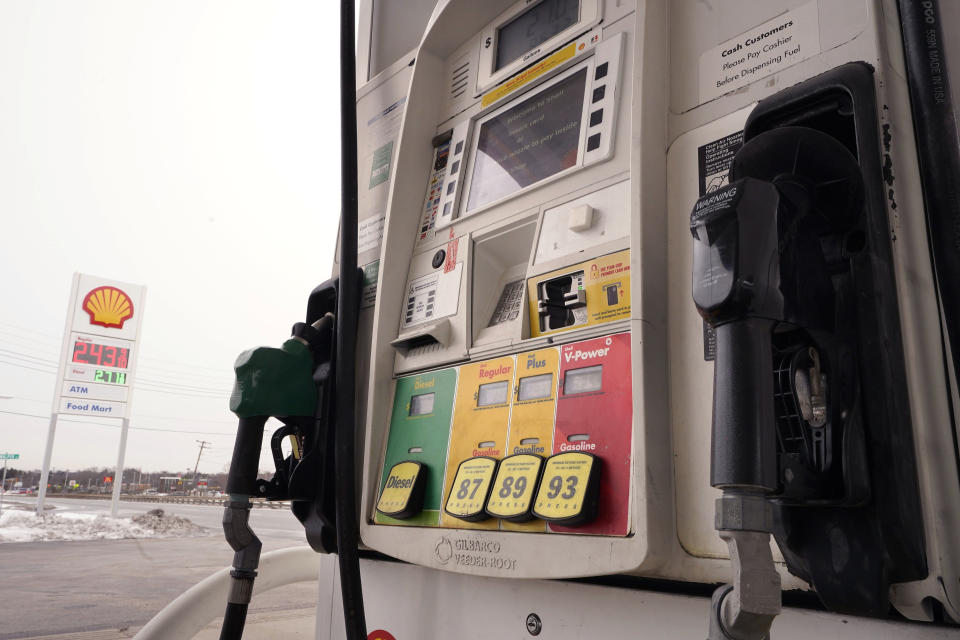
376,461,427,520
485,453,545,522
532,452,601,525
444,457,498,522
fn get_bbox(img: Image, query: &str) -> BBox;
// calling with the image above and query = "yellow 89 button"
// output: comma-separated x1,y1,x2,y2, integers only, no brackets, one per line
444,457,498,522
484,453,545,522
532,452,601,525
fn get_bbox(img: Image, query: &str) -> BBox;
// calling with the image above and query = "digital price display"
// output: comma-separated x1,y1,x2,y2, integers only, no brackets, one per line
477,380,510,406
409,392,436,416
94,370,127,385
563,365,602,394
496,0,580,71
72,340,130,369
518,373,553,401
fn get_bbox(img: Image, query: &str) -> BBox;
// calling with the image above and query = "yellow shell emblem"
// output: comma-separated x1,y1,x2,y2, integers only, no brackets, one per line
83,286,134,329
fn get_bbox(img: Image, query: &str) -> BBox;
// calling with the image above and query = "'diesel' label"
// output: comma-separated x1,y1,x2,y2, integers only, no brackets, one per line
485,454,544,521
376,461,426,519
444,457,498,522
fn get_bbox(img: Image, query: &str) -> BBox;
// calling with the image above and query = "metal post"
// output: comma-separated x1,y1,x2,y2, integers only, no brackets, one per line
36,413,59,515
0,457,8,517
110,417,130,518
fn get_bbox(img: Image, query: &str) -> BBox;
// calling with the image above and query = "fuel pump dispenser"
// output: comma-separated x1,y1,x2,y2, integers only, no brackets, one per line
143,0,960,638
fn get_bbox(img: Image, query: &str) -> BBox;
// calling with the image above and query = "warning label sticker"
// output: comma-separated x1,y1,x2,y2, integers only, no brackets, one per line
697,131,743,196
699,1,821,104
697,130,744,360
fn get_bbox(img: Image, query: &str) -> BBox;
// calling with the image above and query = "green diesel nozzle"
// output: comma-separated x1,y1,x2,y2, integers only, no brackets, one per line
229,338,318,419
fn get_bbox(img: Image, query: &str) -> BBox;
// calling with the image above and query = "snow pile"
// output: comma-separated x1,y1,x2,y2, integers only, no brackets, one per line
0,508,208,542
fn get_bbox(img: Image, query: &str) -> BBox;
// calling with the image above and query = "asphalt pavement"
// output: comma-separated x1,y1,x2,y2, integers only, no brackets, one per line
0,497,319,639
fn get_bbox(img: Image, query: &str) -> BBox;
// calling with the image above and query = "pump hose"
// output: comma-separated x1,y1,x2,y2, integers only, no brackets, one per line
334,0,367,637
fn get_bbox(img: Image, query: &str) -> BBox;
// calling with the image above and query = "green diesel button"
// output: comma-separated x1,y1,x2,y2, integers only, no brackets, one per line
377,461,427,519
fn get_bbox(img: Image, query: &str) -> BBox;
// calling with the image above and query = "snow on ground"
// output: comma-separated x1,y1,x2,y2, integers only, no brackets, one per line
0,507,211,543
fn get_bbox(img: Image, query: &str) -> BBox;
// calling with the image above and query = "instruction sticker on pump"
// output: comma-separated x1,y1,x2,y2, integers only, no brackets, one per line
529,250,631,337
533,452,601,525
444,457,498,521
401,262,463,328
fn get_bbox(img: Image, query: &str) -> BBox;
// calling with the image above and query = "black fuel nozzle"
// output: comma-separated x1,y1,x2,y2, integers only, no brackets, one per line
691,178,783,492
219,313,336,640
694,127,866,639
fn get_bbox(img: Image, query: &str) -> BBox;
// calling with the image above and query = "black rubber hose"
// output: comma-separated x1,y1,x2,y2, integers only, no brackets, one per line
334,0,367,638
219,603,249,640
226,416,268,497
898,2,960,430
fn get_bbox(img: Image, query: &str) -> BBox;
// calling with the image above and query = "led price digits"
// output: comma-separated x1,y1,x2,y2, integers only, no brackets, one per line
73,341,130,369
94,370,127,385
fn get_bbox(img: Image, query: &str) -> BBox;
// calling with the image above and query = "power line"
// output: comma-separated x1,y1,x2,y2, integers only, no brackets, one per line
0,356,231,396
0,394,235,424
0,408,238,436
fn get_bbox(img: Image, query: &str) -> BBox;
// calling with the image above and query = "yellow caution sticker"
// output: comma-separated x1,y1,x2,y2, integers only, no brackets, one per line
481,42,577,108
376,461,425,519
444,457,498,522
532,452,600,524
485,454,544,521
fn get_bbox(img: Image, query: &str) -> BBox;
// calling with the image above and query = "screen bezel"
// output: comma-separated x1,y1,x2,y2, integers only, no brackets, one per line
495,0,581,72
461,57,595,218
477,0,601,94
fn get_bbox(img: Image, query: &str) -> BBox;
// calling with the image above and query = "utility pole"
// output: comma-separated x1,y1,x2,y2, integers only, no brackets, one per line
192,440,211,492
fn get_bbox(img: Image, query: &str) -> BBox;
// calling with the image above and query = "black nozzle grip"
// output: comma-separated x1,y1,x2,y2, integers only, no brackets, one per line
227,415,269,496
710,319,778,492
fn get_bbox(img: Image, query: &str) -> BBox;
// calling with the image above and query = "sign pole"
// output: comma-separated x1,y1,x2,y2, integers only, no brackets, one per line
36,413,59,515
0,456,8,516
110,417,131,518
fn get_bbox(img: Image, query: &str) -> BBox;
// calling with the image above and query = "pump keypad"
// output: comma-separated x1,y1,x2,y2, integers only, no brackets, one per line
485,454,545,521
532,452,601,525
377,461,427,519
444,457,498,521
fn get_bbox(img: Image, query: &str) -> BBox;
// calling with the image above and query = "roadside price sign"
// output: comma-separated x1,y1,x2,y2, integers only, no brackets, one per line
532,451,602,525
444,457,498,522
485,453,544,521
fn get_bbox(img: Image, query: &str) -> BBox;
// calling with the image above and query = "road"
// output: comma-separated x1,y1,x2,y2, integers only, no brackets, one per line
0,497,318,639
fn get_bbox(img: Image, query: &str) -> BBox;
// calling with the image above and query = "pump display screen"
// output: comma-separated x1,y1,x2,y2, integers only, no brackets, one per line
518,373,553,401
409,392,436,416
478,380,510,406
72,341,130,369
563,365,602,394
466,67,587,211
495,0,580,71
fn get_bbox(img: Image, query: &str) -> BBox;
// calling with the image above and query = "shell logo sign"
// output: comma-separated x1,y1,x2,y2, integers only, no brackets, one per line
82,286,134,329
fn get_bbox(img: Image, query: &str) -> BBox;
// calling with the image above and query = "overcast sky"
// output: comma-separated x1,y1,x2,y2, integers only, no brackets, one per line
0,2,344,478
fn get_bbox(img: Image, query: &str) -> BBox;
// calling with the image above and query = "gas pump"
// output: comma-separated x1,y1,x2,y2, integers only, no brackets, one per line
196,0,960,638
